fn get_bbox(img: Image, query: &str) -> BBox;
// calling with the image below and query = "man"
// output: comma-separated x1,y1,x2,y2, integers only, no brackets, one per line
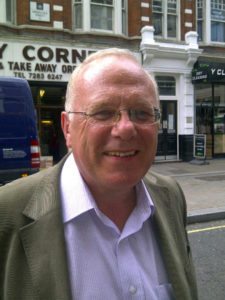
0,48,198,300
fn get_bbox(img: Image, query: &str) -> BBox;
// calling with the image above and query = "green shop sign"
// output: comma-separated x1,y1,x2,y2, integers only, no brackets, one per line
192,61,225,83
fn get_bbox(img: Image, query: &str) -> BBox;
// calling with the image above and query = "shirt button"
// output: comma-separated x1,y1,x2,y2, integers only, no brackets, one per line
129,285,137,295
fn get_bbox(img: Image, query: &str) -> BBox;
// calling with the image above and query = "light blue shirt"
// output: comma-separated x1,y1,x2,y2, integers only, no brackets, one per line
60,154,174,299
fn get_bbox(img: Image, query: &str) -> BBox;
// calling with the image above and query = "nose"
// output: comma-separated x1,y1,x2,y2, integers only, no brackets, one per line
111,110,137,140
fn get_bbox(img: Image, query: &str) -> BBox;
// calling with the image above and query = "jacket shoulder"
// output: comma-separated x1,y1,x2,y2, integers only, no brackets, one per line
0,156,66,216
144,170,187,225
144,170,185,197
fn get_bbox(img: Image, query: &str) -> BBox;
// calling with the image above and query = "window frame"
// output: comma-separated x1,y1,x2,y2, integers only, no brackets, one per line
197,0,225,44
152,0,180,40
197,0,204,41
90,0,114,31
72,0,127,35
211,0,225,42
0,0,15,24
155,75,176,96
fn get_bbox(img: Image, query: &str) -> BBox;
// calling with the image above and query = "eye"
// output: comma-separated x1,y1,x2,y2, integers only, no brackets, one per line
134,109,154,121
91,110,115,121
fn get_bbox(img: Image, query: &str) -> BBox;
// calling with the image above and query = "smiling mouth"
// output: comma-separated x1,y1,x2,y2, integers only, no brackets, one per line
104,150,137,157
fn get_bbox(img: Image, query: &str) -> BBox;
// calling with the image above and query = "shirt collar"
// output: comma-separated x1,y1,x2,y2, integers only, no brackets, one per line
60,153,154,224
60,153,95,223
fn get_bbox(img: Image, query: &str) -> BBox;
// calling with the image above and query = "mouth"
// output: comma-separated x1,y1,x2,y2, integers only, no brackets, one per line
104,150,138,157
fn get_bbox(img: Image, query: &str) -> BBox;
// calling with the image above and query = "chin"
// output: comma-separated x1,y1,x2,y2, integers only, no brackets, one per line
105,173,143,188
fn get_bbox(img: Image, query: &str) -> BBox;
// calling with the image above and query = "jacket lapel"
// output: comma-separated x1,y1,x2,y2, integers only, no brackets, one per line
19,158,72,300
144,173,192,300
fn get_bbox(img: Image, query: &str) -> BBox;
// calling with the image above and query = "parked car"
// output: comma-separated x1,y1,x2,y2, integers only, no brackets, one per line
0,77,40,184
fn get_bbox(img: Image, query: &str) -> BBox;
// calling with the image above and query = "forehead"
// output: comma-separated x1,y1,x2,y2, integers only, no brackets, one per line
82,55,148,84
75,55,157,108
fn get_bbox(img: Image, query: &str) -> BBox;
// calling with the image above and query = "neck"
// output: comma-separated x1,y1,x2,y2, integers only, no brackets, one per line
89,185,137,231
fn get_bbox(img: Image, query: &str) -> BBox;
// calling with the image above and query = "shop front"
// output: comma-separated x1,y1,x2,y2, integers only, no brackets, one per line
30,83,67,164
0,39,97,164
140,27,203,161
192,61,225,158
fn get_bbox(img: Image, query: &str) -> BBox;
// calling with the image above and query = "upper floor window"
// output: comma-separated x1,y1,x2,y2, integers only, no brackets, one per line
197,0,203,41
0,0,14,24
121,0,126,34
74,0,82,29
152,0,179,39
211,0,225,42
73,0,127,35
91,0,113,31
197,0,225,43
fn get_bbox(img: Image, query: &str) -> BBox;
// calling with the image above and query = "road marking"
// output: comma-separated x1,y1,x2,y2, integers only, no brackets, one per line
188,224,225,234
169,171,225,177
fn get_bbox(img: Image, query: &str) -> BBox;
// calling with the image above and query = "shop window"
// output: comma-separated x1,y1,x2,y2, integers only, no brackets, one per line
155,76,176,95
152,0,179,39
73,0,127,35
195,83,225,156
0,0,14,24
196,84,213,134
197,0,225,43
214,84,225,154
39,87,65,106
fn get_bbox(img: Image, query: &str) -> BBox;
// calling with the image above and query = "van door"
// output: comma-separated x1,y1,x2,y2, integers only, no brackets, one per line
0,77,40,184
0,94,30,169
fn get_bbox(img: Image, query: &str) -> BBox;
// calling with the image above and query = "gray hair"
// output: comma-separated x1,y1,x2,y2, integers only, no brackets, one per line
65,48,159,112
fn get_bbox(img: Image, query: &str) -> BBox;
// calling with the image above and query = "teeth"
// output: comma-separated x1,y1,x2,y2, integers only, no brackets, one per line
105,151,136,157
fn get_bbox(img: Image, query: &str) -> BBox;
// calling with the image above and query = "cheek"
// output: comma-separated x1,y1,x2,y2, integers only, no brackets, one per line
142,126,158,146
71,123,109,156
141,128,158,162
68,120,87,153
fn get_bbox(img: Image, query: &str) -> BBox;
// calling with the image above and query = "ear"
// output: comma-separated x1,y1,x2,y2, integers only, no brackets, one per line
61,111,72,148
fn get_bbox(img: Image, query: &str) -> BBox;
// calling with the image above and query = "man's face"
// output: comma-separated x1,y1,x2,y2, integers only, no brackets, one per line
62,55,158,192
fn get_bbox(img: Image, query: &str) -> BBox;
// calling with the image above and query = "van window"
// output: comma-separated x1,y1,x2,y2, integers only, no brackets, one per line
0,95,26,138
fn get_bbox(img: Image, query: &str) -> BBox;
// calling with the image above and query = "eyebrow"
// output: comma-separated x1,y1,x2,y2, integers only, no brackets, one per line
87,101,117,112
132,100,155,109
86,98,156,112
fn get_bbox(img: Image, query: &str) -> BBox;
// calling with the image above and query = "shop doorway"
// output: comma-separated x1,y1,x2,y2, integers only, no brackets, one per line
30,85,67,165
40,107,67,164
156,101,177,160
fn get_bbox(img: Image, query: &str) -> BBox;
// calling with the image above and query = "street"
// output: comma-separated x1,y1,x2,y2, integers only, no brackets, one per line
151,159,225,213
188,220,225,300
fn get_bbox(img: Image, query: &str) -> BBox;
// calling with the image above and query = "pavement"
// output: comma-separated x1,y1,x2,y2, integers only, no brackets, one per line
151,158,225,224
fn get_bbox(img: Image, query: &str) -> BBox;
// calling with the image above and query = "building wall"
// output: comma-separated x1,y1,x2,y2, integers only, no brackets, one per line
17,0,72,30
180,0,196,39
128,0,142,36
128,0,197,40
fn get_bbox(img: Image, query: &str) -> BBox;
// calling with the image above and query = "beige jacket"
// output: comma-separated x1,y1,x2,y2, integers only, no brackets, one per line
0,156,198,300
